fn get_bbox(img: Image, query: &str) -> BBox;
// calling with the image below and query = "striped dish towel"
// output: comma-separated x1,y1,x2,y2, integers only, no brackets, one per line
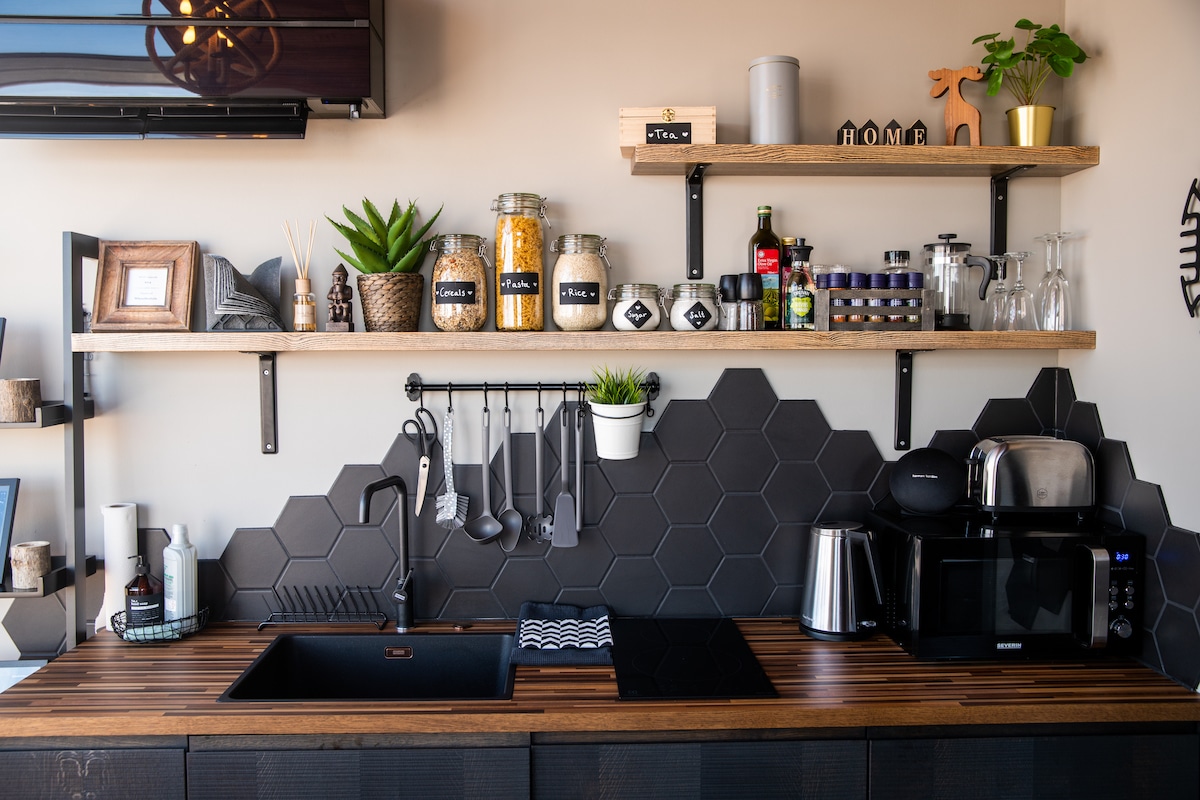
511,602,614,666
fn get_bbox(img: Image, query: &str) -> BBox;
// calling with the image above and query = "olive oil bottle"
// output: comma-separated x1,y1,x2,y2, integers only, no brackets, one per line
749,206,782,329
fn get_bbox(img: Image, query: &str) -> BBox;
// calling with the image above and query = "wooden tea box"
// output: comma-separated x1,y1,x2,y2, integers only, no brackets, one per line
619,106,716,157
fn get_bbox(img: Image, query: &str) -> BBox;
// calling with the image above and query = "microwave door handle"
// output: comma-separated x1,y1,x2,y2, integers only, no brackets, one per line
1079,545,1110,648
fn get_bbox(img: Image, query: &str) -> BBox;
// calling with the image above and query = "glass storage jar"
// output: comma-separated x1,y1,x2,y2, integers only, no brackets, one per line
551,234,609,331
430,234,489,332
668,283,720,331
609,283,662,331
491,192,547,331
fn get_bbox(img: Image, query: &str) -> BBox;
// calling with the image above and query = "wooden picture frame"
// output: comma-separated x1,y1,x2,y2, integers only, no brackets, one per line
0,478,18,585
92,241,198,332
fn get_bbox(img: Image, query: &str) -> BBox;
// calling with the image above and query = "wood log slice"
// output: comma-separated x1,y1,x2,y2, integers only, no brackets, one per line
0,378,41,423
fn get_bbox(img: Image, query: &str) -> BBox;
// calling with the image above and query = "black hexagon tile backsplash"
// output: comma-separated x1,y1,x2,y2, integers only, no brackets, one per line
195,366,1200,691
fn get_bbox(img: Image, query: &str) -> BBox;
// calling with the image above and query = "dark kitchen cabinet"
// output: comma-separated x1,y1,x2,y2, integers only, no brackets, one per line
0,744,185,799
531,738,867,800
869,731,1200,800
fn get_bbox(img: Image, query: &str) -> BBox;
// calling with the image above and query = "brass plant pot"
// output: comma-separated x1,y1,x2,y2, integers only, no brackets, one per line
357,272,424,332
1007,105,1055,147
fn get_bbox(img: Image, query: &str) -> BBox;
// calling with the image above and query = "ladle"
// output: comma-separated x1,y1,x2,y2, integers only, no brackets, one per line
497,406,524,550
462,406,503,544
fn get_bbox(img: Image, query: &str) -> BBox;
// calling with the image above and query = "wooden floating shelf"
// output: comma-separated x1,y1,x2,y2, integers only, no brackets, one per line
629,144,1100,178
74,330,1096,353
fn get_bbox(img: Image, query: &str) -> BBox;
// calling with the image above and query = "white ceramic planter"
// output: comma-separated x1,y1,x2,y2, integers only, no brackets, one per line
589,401,646,460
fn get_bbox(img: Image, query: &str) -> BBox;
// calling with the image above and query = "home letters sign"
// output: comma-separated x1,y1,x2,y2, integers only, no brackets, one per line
837,119,927,146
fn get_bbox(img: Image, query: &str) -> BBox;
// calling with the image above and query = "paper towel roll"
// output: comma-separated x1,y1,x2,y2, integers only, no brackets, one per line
99,503,138,630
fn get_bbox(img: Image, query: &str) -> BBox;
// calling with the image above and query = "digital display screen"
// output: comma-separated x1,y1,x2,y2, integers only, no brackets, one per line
1114,551,1130,563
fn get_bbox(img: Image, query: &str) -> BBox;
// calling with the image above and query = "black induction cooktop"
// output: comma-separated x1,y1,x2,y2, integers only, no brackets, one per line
610,617,777,700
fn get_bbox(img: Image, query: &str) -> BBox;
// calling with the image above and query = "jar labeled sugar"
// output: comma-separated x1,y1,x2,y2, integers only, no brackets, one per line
551,234,609,331
609,283,662,331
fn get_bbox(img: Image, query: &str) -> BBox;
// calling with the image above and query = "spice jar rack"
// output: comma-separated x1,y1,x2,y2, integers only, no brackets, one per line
814,288,935,331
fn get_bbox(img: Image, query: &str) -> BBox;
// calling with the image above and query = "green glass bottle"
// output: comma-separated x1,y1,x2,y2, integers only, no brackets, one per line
749,205,782,329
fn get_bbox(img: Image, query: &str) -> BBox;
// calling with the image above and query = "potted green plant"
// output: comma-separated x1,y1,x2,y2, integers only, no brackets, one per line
327,197,441,331
973,19,1088,146
586,366,647,460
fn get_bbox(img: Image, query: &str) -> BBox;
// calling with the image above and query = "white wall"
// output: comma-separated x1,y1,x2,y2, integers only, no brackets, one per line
1061,0,1200,533
0,0,1129,654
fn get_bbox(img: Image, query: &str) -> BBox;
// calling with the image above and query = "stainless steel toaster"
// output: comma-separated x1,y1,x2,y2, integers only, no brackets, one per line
966,435,1095,511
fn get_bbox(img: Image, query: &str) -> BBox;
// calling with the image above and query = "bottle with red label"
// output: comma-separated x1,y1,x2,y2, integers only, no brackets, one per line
749,205,782,329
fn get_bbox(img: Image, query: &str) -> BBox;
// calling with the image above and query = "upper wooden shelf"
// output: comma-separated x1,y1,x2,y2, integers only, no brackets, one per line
73,330,1095,353
629,144,1100,178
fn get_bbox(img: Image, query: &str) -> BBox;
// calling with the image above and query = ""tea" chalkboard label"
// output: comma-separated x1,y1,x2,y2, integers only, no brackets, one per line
646,122,692,144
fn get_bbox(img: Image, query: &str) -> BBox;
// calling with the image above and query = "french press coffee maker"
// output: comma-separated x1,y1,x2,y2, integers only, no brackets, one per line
923,233,993,330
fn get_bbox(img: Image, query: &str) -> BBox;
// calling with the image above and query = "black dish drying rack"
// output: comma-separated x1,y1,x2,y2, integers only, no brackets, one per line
258,585,388,630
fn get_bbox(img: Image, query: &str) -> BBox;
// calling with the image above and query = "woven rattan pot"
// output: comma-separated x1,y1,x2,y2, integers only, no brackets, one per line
357,273,424,332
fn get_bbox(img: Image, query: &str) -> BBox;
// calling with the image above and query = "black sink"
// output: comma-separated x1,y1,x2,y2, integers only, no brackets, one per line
220,632,516,702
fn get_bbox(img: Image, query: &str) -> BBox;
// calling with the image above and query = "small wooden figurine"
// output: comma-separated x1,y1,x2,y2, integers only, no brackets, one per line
327,263,355,332
929,66,984,146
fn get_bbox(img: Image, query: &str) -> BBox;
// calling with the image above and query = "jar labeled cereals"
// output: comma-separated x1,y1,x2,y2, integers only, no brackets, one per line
551,234,609,331
668,283,720,331
609,283,661,331
492,193,547,331
430,234,489,332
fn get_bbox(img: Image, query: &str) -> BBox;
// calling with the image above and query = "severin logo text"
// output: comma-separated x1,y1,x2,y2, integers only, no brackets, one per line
995,641,1023,650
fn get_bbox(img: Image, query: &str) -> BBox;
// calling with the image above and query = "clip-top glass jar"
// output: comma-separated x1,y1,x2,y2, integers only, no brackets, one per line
551,234,609,331
668,283,720,331
491,193,547,331
430,234,489,332
609,283,661,331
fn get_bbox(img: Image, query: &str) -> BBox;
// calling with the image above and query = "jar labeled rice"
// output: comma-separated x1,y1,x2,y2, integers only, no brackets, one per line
551,234,609,331
430,234,489,332
492,193,547,331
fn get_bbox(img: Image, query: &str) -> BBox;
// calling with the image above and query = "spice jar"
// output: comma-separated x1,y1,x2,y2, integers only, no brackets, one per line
431,234,489,332
668,283,720,331
492,193,547,331
609,283,662,331
551,234,609,331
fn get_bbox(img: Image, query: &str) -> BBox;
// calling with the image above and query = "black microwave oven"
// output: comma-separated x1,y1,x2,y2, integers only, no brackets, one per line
866,509,1144,660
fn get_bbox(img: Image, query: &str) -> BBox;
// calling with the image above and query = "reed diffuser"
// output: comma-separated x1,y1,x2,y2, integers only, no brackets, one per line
283,220,317,332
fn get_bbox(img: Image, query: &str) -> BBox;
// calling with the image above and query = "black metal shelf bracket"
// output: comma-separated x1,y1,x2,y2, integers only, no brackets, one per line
894,350,915,451
254,352,279,454
989,165,1033,256
686,163,710,280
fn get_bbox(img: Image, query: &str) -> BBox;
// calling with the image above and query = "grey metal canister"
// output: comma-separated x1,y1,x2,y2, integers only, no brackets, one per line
749,55,800,144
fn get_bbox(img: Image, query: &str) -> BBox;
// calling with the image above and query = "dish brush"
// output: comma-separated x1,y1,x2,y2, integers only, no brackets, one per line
435,407,469,529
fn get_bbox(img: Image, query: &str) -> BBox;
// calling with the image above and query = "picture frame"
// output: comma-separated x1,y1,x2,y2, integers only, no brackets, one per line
0,478,18,585
92,240,198,332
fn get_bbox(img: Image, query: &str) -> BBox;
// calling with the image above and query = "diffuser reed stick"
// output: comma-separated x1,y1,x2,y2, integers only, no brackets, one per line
283,219,317,331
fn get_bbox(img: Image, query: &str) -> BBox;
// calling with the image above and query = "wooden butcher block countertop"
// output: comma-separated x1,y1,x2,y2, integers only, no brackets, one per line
0,619,1196,739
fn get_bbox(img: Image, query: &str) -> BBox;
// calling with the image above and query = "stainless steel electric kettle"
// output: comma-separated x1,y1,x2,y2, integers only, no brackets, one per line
799,520,883,641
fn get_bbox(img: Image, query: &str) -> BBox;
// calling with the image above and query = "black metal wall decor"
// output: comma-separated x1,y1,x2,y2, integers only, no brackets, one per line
836,119,927,145
1181,178,1199,318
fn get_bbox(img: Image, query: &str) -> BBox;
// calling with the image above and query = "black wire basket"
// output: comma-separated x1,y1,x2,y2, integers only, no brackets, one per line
109,607,209,643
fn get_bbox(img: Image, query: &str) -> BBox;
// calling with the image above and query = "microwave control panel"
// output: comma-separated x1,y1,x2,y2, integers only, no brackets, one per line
1103,534,1144,643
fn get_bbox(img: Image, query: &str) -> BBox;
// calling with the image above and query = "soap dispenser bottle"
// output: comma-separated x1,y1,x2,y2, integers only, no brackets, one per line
125,554,164,627
163,524,198,621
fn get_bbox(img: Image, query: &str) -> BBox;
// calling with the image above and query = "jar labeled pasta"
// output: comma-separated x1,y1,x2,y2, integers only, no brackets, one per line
430,234,489,332
668,283,720,331
551,234,609,331
609,283,662,331
491,193,547,331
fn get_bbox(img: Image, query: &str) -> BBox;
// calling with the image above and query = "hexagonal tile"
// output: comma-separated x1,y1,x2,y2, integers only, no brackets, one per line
412,558,451,620
817,431,883,492
1154,604,1200,689
869,461,894,507
600,435,668,494
1123,479,1170,549
600,558,668,616
653,400,722,462
709,556,774,616
763,462,829,524
1143,557,1166,632
276,559,340,592
763,585,804,617
654,463,721,525
223,589,273,622
274,496,341,558
1063,402,1103,452
972,398,1041,439
329,525,398,590
436,527,507,588
817,492,874,523
601,495,669,556
1155,528,1200,609
220,527,288,590
556,587,608,608
442,589,505,620
381,432,446,499
3,594,65,656
545,402,598,466
492,559,562,617
1096,438,1134,511
579,462,615,528
546,532,614,587
656,526,722,585
709,431,775,492
926,429,981,463
765,400,831,462
708,369,778,430
408,498,453,560
197,560,233,623
1026,367,1075,433
326,464,387,525
658,588,720,616
710,495,776,555
762,523,806,585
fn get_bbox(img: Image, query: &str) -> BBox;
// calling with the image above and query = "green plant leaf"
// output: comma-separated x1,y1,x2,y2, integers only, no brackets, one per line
1048,54,1075,78
410,203,444,246
986,68,1004,96
349,240,389,273
391,240,425,273
333,247,368,273
588,365,647,405
972,32,1001,44
327,216,381,253
387,202,416,251
342,207,380,246
1014,18,1039,31
362,197,390,242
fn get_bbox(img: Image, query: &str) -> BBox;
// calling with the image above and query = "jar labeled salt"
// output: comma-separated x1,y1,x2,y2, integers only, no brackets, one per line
668,283,719,331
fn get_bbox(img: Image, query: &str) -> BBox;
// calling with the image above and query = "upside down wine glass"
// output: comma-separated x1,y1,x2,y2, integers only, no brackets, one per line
1003,251,1039,331
1041,232,1073,331
981,255,1009,331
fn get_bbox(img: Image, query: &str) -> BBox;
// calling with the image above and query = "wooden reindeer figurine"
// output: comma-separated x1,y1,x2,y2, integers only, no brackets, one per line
929,66,984,146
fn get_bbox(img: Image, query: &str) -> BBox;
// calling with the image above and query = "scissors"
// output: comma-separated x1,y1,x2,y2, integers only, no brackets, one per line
403,407,438,515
